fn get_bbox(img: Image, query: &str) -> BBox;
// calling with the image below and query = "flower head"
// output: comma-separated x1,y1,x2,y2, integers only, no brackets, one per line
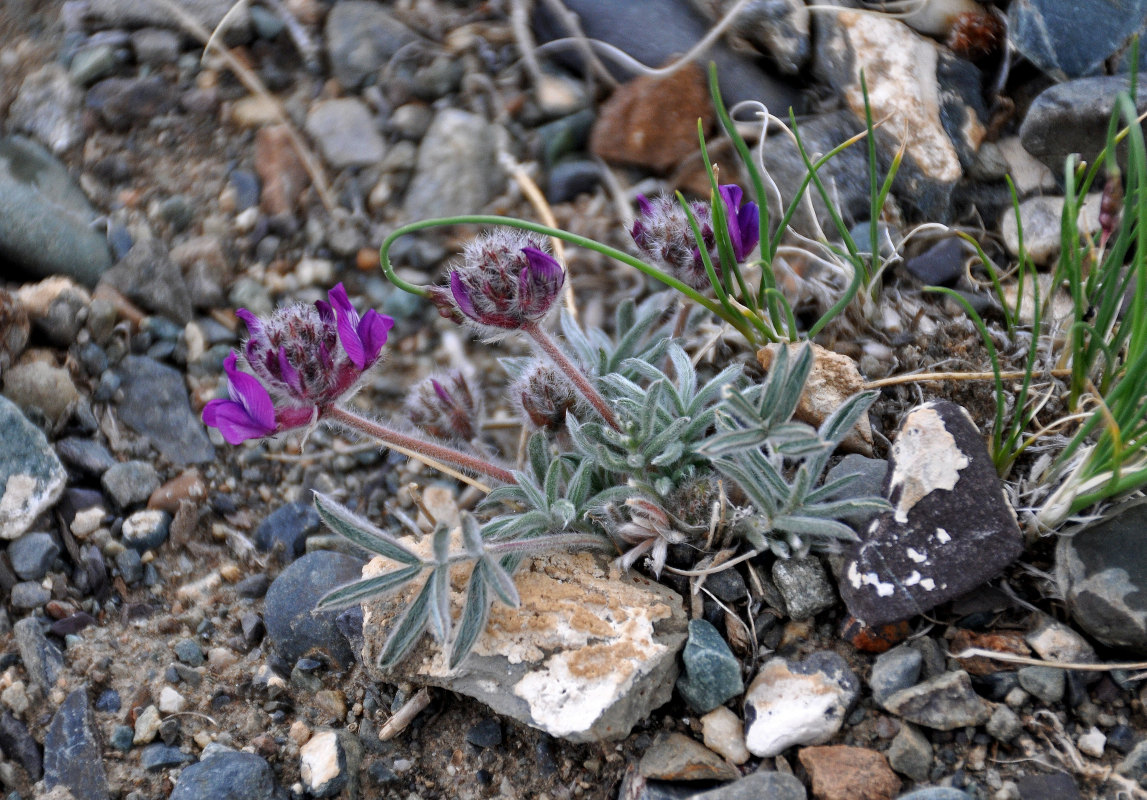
406,371,482,442
446,231,565,334
204,284,394,444
512,361,580,432
718,184,760,262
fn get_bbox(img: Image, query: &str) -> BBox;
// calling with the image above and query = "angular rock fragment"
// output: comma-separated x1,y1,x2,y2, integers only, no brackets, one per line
883,670,991,730
840,401,1022,626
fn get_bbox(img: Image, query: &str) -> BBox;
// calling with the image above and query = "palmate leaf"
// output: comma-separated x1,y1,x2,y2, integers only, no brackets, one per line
314,564,423,611
377,574,435,671
313,492,421,565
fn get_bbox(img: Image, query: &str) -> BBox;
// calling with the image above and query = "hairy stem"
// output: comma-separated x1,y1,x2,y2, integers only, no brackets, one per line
524,322,621,431
327,406,517,485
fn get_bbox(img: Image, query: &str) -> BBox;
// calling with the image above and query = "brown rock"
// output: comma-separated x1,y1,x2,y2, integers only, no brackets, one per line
758,342,874,455
255,124,309,215
148,469,207,513
950,629,1030,676
590,62,714,174
798,745,901,800
638,732,740,782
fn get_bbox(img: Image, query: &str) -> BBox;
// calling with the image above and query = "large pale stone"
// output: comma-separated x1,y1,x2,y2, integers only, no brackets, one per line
362,550,688,742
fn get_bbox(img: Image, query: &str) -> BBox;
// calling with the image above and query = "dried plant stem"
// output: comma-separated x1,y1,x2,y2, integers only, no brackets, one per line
864,368,1073,389
147,0,335,211
327,406,515,486
949,647,1147,672
378,688,432,741
524,322,621,431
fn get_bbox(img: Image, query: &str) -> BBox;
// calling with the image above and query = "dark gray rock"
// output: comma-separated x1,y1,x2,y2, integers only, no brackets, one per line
120,509,170,551
100,239,192,324
85,76,175,131
675,619,743,713
140,742,193,770
131,28,182,66
887,723,931,782
895,790,974,800
86,0,250,39
101,460,161,509
731,0,809,76
264,551,366,669
256,502,323,560
883,670,991,730
7,64,84,154
173,638,204,666
13,613,64,692
465,719,503,749
115,547,144,583
43,689,109,800
10,580,51,609
1058,503,1147,652
305,99,386,169
1008,0,1147,81
840,401,1023,626
404,109,503,220
870,645,923,707
8,531,60,580
171,751,274,800
1020,74,1147,173
0,711,42,781
115,355,215,464
324,1,415,90
690,770,807,800
0,136,112,285
1016,771,1084,800
903,237,973,287
532,0,802,110
771,557,836,620
1017,665,1065,703
546,160,601,204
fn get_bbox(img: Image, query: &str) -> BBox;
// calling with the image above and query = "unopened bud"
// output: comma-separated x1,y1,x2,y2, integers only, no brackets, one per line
406,371,481,442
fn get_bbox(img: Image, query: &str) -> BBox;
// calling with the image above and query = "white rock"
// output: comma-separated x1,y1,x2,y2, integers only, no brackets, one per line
362,549,688,743
1078,727,1106,759
1025,615,1098,665
700,706,750,765
299,731,341,792
133,705,162,744
158,687,187,714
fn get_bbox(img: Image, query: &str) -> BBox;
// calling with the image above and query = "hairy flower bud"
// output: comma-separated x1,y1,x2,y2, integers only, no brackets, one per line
630,193,716,290
406,371,482,442
447,230,565,334
513,361,580,432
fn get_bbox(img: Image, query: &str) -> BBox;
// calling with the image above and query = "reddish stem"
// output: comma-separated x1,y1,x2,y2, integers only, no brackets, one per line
524,322,621,432
326,406,516,485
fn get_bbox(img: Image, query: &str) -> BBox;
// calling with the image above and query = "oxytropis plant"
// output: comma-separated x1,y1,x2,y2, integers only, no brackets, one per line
204,67,891,669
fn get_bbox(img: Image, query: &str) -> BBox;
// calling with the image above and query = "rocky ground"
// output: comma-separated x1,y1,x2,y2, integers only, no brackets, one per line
3,1,1147,799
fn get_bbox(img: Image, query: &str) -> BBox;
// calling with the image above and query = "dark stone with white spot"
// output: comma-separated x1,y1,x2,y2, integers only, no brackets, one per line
300,728,361,798
264,551,366,669
13,617,64,691
883,670,991,730
839,401,1022,627
255,502,322,560
121,509,170,552
870,645,923,707
8,531,59,580
0,395,68,540
171,751,274,800
43,689,109,800
1057,503,1147,653
115,356,215,465
675,619,744,713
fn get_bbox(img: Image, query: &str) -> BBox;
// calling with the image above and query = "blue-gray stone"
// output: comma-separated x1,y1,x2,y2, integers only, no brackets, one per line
100,239,192,324
264,551,366,669
690,771,807,800
255,502,322,560
110,724,134,751
546,160,601,204
1016,771,1083,800
140,743,193,771
1058,503,1147,653
69,45,118,85
0,136,112,285
1017,665,1065,703
101,460,161,509
772,557,836,620
94,688,121,712
115,547,144,584
228,170,260,211
1008,0,1147,81
115,356,214,465
0,711,42,781
0,395,68,540
43,689,109,800
10,581,50,610
13,617,64,691
324,1,415,89
465,719,503,749
8,531,60,580
171,751,274,800
404,109,501,220
675,619,743,713
1118,739,1147,781
870,645,923,707
895,790,974,800
173,638,204,667
56,437,117,476
120,509,170,552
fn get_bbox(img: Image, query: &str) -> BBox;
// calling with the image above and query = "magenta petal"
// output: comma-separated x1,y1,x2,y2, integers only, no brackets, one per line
431,379,452,405
328,283,366,369
356,309,394,366
203,399,275,445
718,184,744,213
521,247,564,291
277,346,303,394
235,308,263,337
315,298,335,326
449,272,478,321
327,283,356,322
737,201,760,259
635,193,653,217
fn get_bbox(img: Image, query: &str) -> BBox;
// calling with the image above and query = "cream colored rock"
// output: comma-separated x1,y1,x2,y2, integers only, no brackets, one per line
361,549,688,743
700,706,750,765
158,686,187,714
758,342,873,455
1001,193,1104,266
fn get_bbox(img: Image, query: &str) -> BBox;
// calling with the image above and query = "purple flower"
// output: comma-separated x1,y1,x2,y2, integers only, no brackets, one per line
718,184,760,262
447,231,565,333
406,371,481,442
629,193,715,291
204,285,395,444
201,352,278,444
